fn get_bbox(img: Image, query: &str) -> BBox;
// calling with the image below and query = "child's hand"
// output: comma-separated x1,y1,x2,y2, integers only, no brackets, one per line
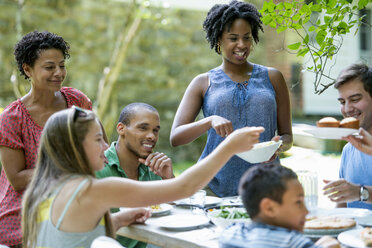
112,207,152,230
314,235,340,248
224,126,265,154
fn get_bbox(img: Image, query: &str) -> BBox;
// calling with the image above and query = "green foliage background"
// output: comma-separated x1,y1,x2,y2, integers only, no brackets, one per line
0,0,270,164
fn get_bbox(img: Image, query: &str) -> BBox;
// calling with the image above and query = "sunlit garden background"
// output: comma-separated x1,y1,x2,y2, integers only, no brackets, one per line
0,0,370,174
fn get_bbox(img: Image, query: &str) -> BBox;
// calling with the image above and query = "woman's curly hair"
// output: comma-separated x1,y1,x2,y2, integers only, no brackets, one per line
14,30,70,79
203,0,263,54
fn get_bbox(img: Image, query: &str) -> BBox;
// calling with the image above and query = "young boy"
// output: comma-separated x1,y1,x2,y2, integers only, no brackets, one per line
219,163,340,248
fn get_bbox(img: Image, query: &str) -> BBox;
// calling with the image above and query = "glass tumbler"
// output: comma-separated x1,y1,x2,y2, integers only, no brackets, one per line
297,170,318,209
189,190,206,214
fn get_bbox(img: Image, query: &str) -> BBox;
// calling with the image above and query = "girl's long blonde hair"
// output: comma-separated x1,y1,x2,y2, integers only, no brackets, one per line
22,108,114,248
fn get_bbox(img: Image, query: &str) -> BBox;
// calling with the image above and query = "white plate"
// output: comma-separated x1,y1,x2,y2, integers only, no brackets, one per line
150,203,173,217
304,127,358,139
338,228,368,248
308,208,372,219
356,215,372,227
174,196,222,208
155,214,210,231
205,196,222,207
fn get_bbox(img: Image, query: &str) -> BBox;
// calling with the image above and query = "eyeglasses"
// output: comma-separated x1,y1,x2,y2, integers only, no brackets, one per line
72,105,88,122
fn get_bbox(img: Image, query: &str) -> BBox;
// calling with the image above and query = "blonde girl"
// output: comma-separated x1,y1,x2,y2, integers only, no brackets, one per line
22,107,263,247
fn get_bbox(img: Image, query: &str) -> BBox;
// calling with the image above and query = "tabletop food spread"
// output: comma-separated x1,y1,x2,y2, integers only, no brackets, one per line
119,196,372,248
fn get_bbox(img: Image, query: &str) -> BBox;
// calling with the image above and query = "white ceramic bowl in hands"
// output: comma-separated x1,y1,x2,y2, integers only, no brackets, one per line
207,207,251,229
236,140,282,163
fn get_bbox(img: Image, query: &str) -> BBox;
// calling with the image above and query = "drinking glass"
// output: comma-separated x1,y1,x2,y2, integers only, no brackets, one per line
297,170,318,209
189,190,206,214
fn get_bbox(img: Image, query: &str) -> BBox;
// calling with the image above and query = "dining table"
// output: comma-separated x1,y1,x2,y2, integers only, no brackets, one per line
117,196,372,248
116,196,240,248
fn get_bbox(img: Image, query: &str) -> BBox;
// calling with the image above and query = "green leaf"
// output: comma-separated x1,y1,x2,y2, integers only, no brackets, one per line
326,8,338,15
302,4,311,13
327,0,337,9
297,47,309,57
292,23,302,29
269,21,277,28
311,4,322,12
324,16,332,24
277,2,284,10
293,13,301,21
304,34,309,44
337,21,348,34
358,0,368,9
277,25,287,33
308,26,316,32
261,1,269,12
288,42,301,50
276,16,284,24
268,0,275,12
262,15,273,25
316,30,327,46
284,2,292,10
303,16,311,25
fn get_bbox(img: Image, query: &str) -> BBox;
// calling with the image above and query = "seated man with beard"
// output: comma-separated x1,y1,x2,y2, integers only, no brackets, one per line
96,102,174,248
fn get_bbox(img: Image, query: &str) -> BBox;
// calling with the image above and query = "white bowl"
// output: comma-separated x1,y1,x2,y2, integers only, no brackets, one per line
236,140,282,163
207,207,251,229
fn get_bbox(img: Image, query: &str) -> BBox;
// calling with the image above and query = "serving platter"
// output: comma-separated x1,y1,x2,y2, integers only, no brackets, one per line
304,127,358,140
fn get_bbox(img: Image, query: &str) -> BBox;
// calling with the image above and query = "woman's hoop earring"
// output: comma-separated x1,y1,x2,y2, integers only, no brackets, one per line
217,43,221,54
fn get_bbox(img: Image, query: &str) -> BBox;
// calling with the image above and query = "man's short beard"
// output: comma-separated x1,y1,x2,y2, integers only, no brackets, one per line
126,142,149,160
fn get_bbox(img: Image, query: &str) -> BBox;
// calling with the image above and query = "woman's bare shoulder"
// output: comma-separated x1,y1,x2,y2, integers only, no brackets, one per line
188,72,209,93
267,67,286,87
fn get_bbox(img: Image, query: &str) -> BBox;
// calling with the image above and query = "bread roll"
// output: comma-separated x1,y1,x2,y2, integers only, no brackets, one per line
361,227,372,247
340,117,359,129
316,117,340,128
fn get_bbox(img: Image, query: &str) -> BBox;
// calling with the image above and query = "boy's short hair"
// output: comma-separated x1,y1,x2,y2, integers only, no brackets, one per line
239,163,298,218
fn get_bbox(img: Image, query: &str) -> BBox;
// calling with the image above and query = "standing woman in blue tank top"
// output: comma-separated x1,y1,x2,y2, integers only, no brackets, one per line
170,0,293,197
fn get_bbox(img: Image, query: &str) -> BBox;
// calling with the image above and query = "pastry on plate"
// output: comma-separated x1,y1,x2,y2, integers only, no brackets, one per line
361,227,372,247
316,117,340,128
304,216,356,230
340,117,359,129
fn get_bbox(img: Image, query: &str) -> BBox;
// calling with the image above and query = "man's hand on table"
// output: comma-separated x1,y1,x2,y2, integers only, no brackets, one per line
323,179,360,203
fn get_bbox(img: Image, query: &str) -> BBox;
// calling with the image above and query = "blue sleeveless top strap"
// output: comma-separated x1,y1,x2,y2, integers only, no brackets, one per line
201,64,278,197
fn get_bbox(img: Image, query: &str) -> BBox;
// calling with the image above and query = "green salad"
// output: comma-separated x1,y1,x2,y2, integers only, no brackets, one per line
215,207,250,219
